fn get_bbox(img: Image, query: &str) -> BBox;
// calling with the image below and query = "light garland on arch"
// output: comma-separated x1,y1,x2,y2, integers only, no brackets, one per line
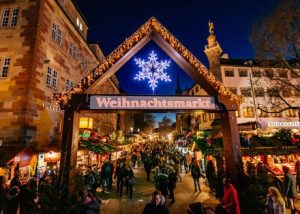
52,17,244,107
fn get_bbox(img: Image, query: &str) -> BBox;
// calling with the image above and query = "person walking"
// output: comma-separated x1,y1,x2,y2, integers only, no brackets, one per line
190,159,204,192
124,164,134,199
143,190,169,214
144,155,152,182
3,186,20,214
168,168,177,204
114,160,125,196
283,166,297,214
19,177,37,214
220,177,240,214
295,158,300,192
265,186,286,214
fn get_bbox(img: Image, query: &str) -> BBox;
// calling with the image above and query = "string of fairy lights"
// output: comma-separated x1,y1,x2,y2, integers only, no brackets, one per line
51,17,243,108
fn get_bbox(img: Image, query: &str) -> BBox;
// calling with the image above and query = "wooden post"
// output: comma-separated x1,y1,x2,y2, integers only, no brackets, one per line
58,106,79,193
218,95,242,177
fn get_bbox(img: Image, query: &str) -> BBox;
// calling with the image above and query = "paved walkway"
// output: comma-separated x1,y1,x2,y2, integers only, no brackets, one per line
96,167,219,214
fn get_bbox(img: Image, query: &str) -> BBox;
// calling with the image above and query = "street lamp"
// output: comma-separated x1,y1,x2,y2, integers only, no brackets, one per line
244,60,259,129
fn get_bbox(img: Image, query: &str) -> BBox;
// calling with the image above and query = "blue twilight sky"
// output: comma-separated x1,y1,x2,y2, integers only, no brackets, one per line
74,0,279,123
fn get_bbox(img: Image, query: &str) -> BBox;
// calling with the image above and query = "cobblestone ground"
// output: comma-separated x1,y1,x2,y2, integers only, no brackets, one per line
96,167,219,214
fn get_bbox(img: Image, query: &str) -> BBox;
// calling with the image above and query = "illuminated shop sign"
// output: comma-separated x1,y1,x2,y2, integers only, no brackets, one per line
268,122,300,127
90,95,219,110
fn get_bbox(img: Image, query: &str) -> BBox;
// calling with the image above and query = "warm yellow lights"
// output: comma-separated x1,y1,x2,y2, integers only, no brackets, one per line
79,117,93,129
52,17,243,107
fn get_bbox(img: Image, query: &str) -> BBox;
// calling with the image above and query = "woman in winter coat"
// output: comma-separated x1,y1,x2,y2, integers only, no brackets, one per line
190,159,204,192
265,186,286,214
124,164,134,199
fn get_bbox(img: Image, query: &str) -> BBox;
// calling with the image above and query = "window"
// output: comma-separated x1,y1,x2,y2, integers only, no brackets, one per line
1,9,10,27
265,69,274,78
238,69,248,77
76,17,83,31
254,88,264,97
236,109,240,118
258,109,268,118
69,43,77,59
46,67,52,86
81,57,89,72
51,24,57,41
66,79,74,91
10,9,19,26
225,69,234,77
228,87,237,94
46,67,58,89
52,70,58,89
57,29,63,47
1,57,10,78
209,113,214,121
202,114,207,122
252,70,262,77
278,69,288,78
243,106,254,118
240,87,252,97
285,109,297,117
51,24,63,47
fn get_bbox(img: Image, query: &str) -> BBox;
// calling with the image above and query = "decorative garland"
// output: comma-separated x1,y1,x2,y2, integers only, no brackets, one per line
80,140,118,154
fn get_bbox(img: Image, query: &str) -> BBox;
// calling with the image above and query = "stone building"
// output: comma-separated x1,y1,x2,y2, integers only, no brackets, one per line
0,0,120,153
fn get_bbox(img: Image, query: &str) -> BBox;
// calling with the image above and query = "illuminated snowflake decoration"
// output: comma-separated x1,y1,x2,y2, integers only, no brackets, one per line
134,51,171,93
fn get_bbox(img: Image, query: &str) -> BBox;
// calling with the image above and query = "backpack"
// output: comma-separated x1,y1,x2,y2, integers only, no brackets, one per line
192,166,200,177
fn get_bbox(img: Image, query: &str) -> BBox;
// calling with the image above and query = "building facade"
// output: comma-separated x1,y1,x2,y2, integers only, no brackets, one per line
184,24,300,132
0,0,120,152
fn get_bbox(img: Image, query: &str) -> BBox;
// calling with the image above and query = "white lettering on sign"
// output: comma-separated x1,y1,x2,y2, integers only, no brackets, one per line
268,122,300,127
43,102,64,113
90,96,219,110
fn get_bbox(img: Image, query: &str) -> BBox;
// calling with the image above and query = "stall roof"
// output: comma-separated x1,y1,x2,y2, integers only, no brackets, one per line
0,145,37,165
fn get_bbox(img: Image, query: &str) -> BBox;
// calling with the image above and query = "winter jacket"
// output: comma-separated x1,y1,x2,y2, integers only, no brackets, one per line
220,184,240,214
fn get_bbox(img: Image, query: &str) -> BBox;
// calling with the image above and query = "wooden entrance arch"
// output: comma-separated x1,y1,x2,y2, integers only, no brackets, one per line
52,17,243,191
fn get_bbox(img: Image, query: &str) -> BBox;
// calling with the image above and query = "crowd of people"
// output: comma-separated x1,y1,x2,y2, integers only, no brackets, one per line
1,139,300,214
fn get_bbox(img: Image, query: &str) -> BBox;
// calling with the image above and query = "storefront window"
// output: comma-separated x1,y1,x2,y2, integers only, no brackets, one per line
243,106,254,118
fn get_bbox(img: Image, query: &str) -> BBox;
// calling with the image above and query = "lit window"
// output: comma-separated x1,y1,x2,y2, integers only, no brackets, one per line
51,24,57,41
1,57,10,78
10,9,19,26
225,69,234,77
258,109,268,118
79,23,83,31
238,69,248,77
243,106,254,118
1,9,10,27
76,18,80,27
202,114,207,122
286,109,296,117
236,109,240,118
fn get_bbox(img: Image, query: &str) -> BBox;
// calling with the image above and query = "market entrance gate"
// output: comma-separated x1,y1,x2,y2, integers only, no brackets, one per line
53,17,243,191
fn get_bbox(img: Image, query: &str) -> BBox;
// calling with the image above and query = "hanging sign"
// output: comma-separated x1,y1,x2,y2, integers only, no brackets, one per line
90,95,220,110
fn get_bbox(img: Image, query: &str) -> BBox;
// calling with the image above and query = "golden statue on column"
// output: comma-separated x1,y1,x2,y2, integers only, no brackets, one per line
208,20,214,34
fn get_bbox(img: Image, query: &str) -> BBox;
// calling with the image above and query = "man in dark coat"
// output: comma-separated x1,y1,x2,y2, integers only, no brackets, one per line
144,156,152,182
168,169,177,203
10,170,22,189
114,160,125,196
143,190,169,214
283,166,297,213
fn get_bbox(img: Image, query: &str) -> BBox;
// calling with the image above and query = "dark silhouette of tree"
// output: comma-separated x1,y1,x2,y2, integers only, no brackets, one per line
249,0,300,118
